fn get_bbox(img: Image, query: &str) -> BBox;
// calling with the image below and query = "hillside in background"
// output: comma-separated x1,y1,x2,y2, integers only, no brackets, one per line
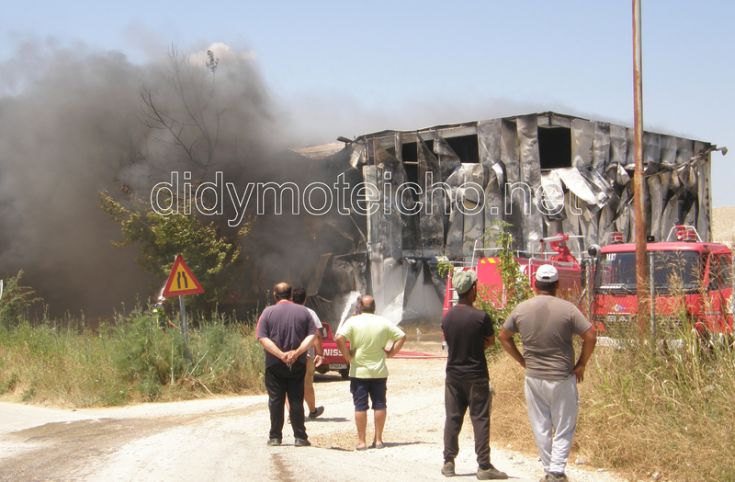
712,207,735,244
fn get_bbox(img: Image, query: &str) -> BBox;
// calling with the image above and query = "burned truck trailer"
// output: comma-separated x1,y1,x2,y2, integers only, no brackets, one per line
297,111,717,325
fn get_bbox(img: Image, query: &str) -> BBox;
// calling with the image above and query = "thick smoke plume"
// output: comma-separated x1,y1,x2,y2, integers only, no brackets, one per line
0,41,324,316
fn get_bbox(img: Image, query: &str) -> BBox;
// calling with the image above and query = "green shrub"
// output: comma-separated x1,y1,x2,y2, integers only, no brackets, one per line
0,271,42,329
0,311,263,406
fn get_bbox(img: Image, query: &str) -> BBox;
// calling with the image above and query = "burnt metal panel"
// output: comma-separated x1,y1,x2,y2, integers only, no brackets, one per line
644,132,661,173
675,138,694,165
445,166,466,258
462,163,486,256
478,119,502,166
609,124,628,166
477,119,506,248
694,142,711,241
417,137,446,253
501,118,523,248
571,118,594,171
625,127,635,169
539,170,565,221
660,135,677,167
433,135,461,180
484,161,505,249
592,122,611,173
562,190,582,240
646,172,665,240
517,115,543,252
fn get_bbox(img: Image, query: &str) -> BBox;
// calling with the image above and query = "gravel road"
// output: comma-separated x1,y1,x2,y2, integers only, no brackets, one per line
0,347,624,482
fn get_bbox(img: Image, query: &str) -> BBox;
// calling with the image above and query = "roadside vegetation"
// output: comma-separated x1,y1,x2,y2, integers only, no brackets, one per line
0,273,263,406
483,227,735,482
490,331,735,482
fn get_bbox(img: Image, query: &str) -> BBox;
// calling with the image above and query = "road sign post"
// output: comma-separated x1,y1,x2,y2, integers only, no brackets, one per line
178,295,192,360
163,255,204,362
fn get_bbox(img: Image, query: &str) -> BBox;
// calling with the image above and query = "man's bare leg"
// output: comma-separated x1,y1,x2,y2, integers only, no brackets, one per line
304,357,316,412
374,409,386,446
355,410,368,449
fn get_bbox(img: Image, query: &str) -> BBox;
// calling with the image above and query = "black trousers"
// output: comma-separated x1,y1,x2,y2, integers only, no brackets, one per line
265,362,307,441
443,376,492,469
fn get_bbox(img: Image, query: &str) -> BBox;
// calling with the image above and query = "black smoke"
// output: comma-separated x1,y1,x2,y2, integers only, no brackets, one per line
0,41,354,316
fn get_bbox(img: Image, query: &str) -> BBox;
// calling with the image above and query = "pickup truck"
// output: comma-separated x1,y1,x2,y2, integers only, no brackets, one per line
316,321,350,379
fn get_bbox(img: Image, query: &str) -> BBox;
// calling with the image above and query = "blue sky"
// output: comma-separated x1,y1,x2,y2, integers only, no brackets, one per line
2,0,733,205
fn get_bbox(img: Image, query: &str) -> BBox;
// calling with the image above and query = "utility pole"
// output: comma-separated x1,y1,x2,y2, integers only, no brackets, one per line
632,0,649,337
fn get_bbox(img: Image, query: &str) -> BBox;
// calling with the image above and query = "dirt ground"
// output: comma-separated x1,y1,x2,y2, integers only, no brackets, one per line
0,341,624,482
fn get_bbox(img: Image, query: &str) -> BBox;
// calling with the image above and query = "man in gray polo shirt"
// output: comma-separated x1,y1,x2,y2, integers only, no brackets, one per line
498,265,596,482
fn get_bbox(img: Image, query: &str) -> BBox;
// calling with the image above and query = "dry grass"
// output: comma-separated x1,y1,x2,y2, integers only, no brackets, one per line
488,354,537,454
488,338,735,482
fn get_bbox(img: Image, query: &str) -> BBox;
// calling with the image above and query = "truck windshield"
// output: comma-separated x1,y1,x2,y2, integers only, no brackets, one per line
596,251,702,294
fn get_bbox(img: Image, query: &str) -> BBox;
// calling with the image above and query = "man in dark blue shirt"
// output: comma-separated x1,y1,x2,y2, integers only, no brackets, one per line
256,282,317,447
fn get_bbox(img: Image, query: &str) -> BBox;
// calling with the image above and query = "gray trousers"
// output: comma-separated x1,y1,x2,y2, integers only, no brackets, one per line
524,375,578,474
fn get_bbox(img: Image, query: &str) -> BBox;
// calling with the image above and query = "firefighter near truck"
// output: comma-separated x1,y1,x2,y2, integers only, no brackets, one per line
441,226,733,340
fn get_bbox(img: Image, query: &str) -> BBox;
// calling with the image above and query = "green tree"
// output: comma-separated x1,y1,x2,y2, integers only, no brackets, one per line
99,193,246,310
475,221,533,325
0,271,43,329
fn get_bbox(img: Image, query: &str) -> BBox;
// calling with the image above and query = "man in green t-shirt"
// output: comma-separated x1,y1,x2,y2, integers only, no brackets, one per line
336,295,406,451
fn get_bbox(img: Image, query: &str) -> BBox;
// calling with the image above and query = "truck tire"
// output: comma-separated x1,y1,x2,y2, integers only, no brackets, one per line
339,365,350,379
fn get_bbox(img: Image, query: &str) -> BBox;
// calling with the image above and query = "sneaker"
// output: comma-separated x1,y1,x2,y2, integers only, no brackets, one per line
545,473,568,482
441,460,455,477
308,406,324,419
294,438,311,447
477,464,508,480
267,438,281,446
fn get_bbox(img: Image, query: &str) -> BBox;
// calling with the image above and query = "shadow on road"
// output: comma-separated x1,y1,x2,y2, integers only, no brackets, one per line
313,375,349,383
306,417,349,423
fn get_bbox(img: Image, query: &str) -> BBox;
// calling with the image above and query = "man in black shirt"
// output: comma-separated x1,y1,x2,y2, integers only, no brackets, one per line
256,282,317,447
441,270,507,480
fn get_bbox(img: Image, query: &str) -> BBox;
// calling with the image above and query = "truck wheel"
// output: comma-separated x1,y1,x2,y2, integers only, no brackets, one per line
339,366,349,379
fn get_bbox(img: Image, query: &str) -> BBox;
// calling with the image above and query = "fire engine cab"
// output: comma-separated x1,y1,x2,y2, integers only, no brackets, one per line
590,225,734,335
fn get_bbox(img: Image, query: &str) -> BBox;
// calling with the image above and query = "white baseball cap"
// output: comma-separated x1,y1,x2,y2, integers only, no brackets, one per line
535,264,559,283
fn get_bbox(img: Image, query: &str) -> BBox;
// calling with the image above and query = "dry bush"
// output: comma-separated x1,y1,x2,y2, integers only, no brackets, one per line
488,354,537,454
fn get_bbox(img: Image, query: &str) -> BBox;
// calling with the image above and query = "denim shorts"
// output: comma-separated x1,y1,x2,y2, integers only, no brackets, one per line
349,377,387,411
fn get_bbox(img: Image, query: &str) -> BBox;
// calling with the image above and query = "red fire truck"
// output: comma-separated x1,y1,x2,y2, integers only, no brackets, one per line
590,225,733,335
441,234,584,320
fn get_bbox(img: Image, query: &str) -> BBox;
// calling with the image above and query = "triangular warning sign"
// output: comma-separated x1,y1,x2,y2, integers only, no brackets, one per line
162,255,205,297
